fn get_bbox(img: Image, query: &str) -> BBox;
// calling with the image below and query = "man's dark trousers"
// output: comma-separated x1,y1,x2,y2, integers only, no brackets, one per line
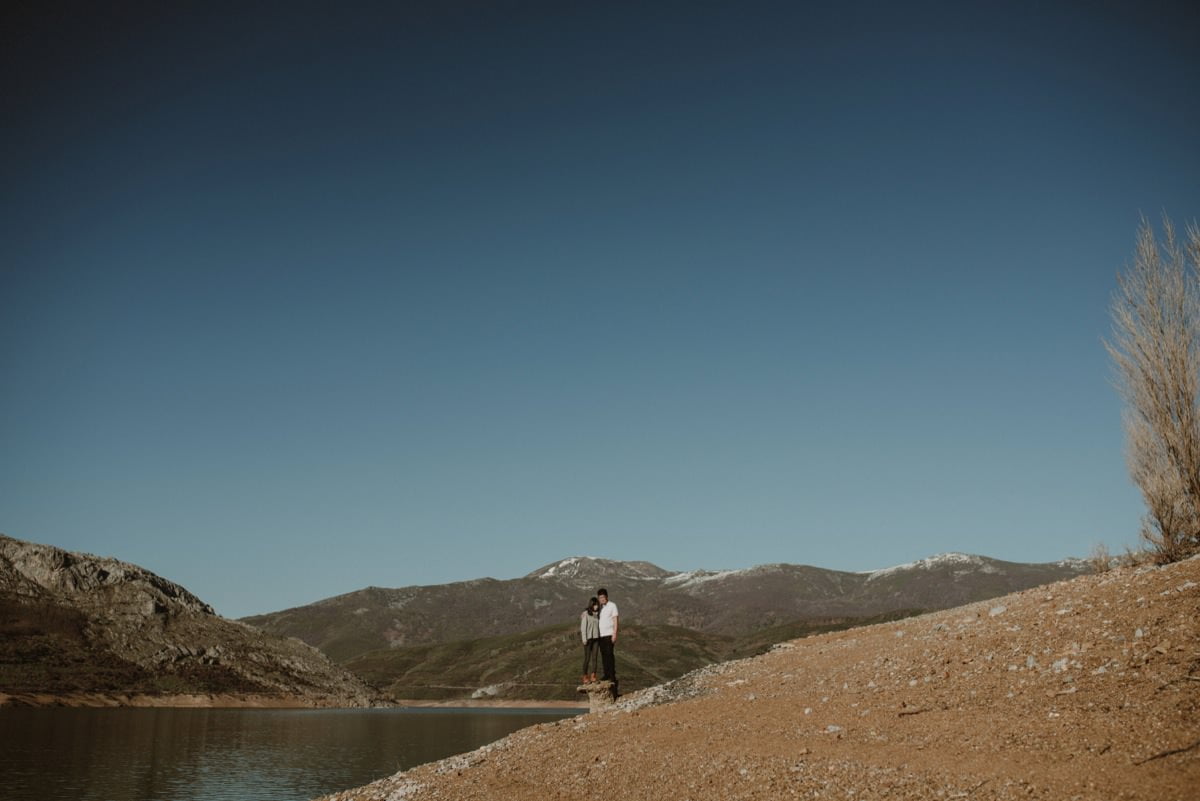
598,635,617,698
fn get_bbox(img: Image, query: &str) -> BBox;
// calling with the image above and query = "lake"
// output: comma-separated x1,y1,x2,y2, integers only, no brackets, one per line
0,706,582,801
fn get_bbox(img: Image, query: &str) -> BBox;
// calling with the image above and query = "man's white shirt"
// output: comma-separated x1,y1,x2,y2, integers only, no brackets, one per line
599,601,619,637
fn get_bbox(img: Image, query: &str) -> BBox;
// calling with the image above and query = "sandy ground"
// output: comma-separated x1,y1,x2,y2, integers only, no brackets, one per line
318,556,1200,801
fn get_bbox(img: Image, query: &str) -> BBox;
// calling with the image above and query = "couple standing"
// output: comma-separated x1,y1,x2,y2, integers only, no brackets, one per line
580,588,618,698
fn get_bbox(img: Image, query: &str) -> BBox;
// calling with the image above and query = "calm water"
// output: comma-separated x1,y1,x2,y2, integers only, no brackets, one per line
0,706,580,801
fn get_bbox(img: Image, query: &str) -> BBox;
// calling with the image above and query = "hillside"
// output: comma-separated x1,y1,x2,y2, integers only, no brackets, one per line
319,556,1200,801
345,611,917,702
244,553,1088,661
0,534,383,707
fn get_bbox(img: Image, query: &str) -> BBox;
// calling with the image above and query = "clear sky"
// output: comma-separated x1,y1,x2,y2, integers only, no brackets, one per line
3,2,1198,618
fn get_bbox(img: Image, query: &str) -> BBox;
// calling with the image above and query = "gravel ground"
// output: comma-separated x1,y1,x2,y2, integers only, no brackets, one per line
317,556,1200,801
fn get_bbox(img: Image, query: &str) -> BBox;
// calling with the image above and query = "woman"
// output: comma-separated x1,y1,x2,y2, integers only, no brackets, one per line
580,596,601,683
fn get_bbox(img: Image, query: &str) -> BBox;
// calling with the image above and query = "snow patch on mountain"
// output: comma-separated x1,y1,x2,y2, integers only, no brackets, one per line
526,557,672,581
536,557,589,578
863,553,1000,581
663,569,737,588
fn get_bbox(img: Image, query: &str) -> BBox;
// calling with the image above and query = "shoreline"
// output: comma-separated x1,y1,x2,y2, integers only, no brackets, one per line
395,698,587,710
0,692,377,709
0,691,588,711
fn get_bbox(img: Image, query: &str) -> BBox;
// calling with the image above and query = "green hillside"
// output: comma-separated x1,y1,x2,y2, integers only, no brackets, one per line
345,611,924,701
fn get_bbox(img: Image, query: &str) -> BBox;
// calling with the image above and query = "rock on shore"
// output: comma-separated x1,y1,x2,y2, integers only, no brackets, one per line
317,556,1199,801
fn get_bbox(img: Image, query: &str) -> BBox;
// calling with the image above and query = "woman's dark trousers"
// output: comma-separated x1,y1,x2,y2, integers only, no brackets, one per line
582,638,600,676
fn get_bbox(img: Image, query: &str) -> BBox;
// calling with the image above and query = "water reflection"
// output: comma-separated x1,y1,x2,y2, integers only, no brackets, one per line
0,707,580,801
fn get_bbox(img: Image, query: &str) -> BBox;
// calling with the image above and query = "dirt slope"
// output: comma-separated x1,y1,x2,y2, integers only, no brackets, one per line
318,556,1199,801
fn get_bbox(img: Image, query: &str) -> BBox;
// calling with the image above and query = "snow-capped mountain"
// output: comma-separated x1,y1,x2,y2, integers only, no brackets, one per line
525,556,673,581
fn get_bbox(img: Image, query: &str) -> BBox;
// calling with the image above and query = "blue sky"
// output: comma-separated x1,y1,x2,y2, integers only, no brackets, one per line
3,2,1198,618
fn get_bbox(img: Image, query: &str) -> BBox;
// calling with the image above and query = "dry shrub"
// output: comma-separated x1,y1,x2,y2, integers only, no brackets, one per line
1088,543,1113,573
1107,215,1200,563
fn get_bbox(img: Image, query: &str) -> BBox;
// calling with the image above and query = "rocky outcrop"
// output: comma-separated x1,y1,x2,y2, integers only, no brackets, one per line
576,680,617,712
0,534,385,707
0,537,212,613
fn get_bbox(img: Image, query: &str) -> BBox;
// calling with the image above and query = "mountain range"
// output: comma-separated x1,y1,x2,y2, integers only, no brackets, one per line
1,534,1091,705
243,553,1089,662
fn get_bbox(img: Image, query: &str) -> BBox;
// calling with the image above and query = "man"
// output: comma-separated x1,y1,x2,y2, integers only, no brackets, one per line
597,587,619,699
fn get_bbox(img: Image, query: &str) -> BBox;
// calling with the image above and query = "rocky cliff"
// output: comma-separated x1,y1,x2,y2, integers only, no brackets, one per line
0,534,383,707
